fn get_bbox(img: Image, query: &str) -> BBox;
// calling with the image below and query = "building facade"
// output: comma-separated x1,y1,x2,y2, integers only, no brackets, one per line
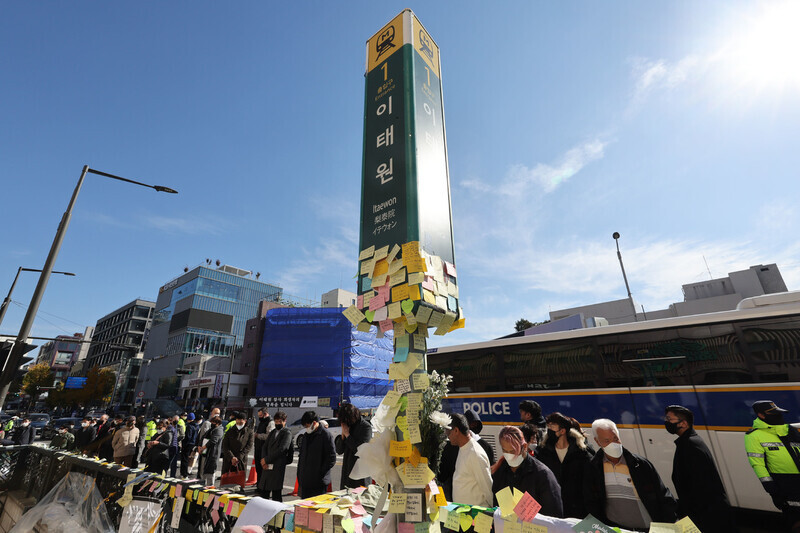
139,265,282,411
84,299,154,408
320,288,357,309
35,332,85,385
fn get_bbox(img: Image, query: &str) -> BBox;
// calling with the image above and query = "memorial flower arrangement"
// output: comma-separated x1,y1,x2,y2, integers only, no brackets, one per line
420,370,452,476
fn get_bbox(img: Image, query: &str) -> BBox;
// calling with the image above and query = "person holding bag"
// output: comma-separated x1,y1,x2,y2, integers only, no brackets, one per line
221,412,254,486
198,416,224,487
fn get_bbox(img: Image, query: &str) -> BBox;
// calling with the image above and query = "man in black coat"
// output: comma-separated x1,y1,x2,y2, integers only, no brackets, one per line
335,403,373,489
253,408,275,487
297,411,336,498
199,416,224,486
75,417,96,452
5,418,35,445
584,418,676,530
665,405,734,533
260,411,292,501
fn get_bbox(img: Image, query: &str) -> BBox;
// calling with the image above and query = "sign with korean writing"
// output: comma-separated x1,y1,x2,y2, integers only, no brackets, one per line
360,10,456,289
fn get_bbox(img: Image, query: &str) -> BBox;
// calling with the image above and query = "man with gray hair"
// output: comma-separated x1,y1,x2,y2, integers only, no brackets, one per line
583,418,675,530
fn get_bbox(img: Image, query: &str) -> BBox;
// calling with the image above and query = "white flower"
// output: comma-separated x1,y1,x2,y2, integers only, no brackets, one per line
429,411,452,430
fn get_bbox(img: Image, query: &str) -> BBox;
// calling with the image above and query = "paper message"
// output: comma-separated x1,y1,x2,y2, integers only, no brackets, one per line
374,259,389,277
388,302,402,319
394,345,409,362
397,378,412,394
496,487,523,518
390,440,413,457
324,513,334,533
405,493,423,522
341,517,354,533
521,523,547,533
392,284,410,302
402,299,415,314
388,244,401,263
389,493,407,513
359,246,375,261
513,492,542,522
676,517,701,533
472,513,493,533
309,510,324,531
571,514,615,533
171,497,185,528
390,269,407,287
416,306,433,323
459,513,473,532
444,511,460,531
380,319,393,332
374,306,388,321
414,523,430,533
504,519,522,533
342,306,366,326
412,373,429,390
399,523,415,533
389,354,421,380
407,272,424,285
407,392,422,413
296,506,310,526
396,462,435,488
434,489,447,508
408,285,422,301
361,258,376,277
647,524,679,533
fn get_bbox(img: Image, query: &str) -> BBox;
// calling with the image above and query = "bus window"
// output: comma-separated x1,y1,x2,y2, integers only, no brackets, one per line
502,343,599,390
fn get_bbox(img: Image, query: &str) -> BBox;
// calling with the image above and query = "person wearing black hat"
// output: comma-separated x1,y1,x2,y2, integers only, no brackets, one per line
180,413,199,478
464,409,495,465
664,406,734,533
745,400,800,530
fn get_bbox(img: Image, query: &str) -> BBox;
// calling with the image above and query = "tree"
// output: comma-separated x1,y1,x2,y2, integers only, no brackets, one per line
515,318,534,332
81,366,116,406
21,363,54,400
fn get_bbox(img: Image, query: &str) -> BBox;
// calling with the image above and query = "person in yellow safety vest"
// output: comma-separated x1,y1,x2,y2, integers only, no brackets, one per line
145,418,158,441
225,414,236,434
745,400,800,530
177,413,186,436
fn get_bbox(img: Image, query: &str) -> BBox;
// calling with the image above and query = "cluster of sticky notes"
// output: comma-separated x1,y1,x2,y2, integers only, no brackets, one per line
346,242,465,339
645,517,701,533
293,493,370,533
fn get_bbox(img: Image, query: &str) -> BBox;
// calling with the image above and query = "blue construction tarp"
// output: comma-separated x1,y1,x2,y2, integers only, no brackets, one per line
256,307,394,409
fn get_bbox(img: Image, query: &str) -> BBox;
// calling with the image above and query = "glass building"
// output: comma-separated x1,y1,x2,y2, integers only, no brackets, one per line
143,265,282,390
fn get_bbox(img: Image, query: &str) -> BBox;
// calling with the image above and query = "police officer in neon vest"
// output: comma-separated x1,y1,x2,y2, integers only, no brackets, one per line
745,400,800,530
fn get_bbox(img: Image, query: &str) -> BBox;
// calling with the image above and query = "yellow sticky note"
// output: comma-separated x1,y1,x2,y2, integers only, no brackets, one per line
388,244,401,263
408,284,421,301
444,511,460,531
342,305,366,326
357,322,371,332
359,246,375,261
389,268,407,287
389,440,413,457
521,523,547,533
434,489,447,508
388,302,402,320
412,373,429,390
383,390,401,406
496,487,521,518
169,486,176,499
360,258,376,276
391,283,409,302
406,258,427,273
402,241,420,258
373,259,389,277
504,519,522,533
423,290,436,305
374,245,389,261
459,513,473,532
388,493,407,513
473,513,493,533
407,272,425,285
676,517,701,533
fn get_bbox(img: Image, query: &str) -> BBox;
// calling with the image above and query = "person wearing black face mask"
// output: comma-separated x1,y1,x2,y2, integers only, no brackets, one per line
746,400,800,531
664,406,733,533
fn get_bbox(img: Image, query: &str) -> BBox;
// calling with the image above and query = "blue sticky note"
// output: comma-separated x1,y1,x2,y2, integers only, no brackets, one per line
447,296,457,311
394,346,409,362
285,512,295,531
361,277,371,291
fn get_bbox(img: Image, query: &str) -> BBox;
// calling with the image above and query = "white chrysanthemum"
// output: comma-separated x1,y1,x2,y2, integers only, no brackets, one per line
429,411,452,430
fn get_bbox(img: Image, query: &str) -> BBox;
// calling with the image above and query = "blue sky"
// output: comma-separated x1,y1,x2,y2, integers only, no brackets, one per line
2,2,799,349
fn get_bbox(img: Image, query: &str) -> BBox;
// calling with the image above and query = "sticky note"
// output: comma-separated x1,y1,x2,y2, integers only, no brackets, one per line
359,246,375,261
390,268,407,287
504,519,522,533
459,513,473,532
496,487,522,518
513,491,542,522
341,518,354,533
394,345,409,362
365,310,375,322
392,284,409,302
396,462,435,489
342,306,366,326
388,302,402,319
360,258,376,276
407,272,424,285
676,517,701,533
383,390,401,406
444,511,460,531
408,285,421,301
521,523,547,533
390,440,413,457
309,511,324,531
296,506,310,526
401,299,415,314
396,378,412,394
473,513,493,533
399,523,415,533
408,422,422,444
412,373,430,390
414,523,430,533
402,241,420,258
389,493,407,513
379,319,393,332
412,335,426,351
388,244,401,263
434,489,447,508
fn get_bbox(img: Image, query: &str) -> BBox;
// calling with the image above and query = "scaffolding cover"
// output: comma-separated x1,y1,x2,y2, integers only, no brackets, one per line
256,307,394,409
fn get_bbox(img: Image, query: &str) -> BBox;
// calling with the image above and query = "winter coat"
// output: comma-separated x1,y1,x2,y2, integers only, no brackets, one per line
50,431,76,451
221,425,254,474
672,428,734,533
536,428,594,518
254,417,275,461
75,425,96,450
11,424,35,445
335,418,373,489
259,427,292,492
492,453,563,518
202,424,224,475
145,429,173,474
584,447,677,526
112,425,140,458
298,425,336,492
438,442,459,501
184,421,199,448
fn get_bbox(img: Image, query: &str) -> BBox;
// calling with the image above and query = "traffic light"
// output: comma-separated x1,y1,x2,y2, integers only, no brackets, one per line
175,368,193,375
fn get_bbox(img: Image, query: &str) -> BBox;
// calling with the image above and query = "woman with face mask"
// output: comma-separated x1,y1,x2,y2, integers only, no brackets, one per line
259,411,292,501
221,412,254,476
491,425,564,518
144,420,172,475
535,412,594,518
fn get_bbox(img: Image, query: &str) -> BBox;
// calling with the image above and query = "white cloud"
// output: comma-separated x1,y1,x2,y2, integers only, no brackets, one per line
461,138,609,197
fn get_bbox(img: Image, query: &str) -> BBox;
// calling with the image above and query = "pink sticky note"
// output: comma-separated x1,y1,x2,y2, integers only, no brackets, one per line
422,279,435,291
295,506,310,526
351,487,366,495
398,522,415,533
357,295,364,308
211,509,220,525
174,484,182,498
225,501,233,515
350,503,367,516
379,319,393,332
427,480,439,495
205,495,215,508
149,482,158,493
352,517,363,533
377,285,390,302
513,491,542,522
444,262,457,278
309,511,324,531
369,297,386,311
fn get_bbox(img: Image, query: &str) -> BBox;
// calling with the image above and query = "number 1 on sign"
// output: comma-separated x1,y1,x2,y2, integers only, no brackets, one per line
381,62,388,81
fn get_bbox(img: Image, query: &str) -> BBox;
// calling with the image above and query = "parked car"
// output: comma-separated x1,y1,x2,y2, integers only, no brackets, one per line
41,417,83,441
26,413,51,439
293,417,342,448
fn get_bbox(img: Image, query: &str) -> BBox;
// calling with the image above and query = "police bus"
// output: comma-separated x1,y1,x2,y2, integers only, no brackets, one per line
427,291,800,513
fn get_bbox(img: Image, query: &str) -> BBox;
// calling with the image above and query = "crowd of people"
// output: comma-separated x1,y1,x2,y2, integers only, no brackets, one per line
2,397,798,532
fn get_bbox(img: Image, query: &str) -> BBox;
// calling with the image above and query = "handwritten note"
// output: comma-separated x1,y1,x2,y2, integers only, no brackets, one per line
504,519,522,533
496,487,523,518
396,378,412,394
416,306,433,323
342,306,366,326
390,440,413,457
388,244,401,263
392,284,410,302
412,373,430,390
513,492,542,522
521,523,547,533
405,493,423,522
444,511,460,531
396,462,435,488
389,493,407,513
572,514,615,533
359,246,375,261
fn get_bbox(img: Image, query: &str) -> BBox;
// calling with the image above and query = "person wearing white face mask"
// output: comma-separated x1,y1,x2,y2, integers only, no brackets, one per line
297,411,336,498
491,425,563,517
584,418,676,530
221,412,254,477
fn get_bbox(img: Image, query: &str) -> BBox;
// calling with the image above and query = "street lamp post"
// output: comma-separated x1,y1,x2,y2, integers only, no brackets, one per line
613,232,638,321
0,165,177,398
0,268,75,328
